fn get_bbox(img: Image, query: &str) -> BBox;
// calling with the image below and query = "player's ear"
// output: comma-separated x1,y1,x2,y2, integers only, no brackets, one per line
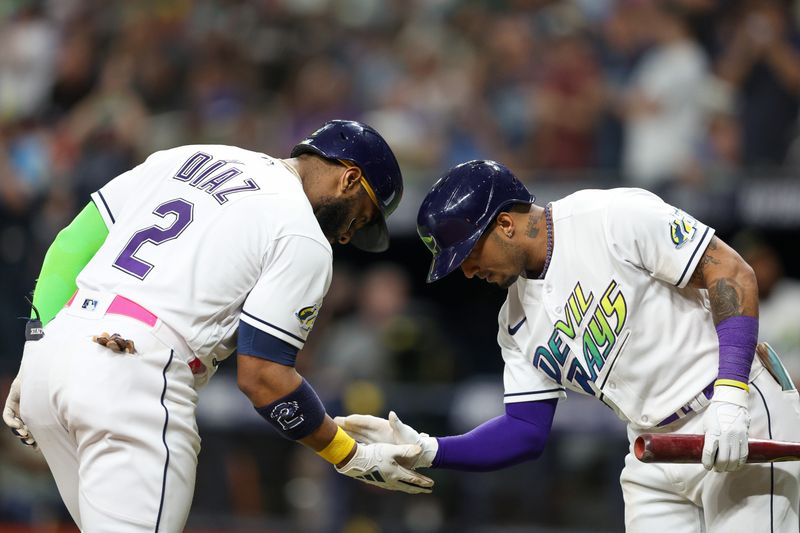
340,166,362,194
496,212,515,239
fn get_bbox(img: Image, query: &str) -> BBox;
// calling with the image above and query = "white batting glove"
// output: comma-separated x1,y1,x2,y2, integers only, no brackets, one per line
334,411,438,469
702,385,749,472
336,442,434,494
3,375,38,451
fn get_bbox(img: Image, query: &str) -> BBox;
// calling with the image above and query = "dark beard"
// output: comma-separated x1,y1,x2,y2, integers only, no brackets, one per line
314,195,357,242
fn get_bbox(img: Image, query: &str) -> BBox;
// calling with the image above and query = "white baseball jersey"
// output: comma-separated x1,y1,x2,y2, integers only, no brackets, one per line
78,145,333,379
499,188,720,428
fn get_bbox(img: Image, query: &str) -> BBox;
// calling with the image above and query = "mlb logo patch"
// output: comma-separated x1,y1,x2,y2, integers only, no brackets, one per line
81,298,98,311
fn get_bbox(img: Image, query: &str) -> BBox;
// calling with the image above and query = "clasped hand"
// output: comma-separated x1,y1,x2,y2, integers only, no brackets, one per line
702,385,750,472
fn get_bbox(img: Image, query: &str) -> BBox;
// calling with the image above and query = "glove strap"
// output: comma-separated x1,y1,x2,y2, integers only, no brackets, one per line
318,426,356,465
712,382,749,408
714,378,749,392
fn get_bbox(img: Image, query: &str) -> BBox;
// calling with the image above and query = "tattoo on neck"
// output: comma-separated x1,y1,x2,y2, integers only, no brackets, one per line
708,278,743,324
526,211,542,239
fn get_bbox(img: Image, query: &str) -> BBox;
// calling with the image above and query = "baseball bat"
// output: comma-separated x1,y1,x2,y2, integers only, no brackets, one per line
635,434,800,463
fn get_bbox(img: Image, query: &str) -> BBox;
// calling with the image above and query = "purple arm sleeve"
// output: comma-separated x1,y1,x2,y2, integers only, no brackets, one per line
432,399,557,472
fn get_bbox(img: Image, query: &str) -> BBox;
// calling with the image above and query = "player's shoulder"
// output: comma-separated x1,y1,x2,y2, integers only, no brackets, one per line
144,144,278,170
230,186,329,252
552,187,662,220
172,147,329,249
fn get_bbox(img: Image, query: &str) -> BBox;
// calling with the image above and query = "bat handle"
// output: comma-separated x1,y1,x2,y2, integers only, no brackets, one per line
634,434,705,463
635,434,800,463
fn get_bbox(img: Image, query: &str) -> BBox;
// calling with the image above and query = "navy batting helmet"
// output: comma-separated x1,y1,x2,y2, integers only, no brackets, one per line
291,120,403,252
417,160,535,283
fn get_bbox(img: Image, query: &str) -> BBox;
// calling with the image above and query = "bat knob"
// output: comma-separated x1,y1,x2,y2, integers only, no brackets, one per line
634,435,652,462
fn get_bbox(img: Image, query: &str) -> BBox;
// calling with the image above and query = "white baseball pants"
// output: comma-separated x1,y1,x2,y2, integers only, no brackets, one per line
622,361,800,532
19,295,200,532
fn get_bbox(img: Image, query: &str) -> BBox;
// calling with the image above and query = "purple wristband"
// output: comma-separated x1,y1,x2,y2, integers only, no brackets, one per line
715,315,758,385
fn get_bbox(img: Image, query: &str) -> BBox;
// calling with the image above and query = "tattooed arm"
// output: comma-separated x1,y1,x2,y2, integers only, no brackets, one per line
688,236,758,323
690,236,759,472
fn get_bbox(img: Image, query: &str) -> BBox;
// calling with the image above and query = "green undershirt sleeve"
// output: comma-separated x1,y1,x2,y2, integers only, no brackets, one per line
32,201,110,325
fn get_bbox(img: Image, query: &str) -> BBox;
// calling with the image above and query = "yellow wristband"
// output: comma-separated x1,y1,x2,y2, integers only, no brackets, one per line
317,426,356,465
714,378,749,392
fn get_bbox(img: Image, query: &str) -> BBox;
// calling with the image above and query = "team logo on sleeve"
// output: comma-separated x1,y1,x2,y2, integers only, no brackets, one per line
295,304,320,332
669,209,698,249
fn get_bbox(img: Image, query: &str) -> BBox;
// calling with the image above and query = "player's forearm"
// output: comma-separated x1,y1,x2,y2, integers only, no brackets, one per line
237,354,356,465
433,400,556,472
688,236,759,389
298,415,341,451
32,201,109,325
706,263,758,325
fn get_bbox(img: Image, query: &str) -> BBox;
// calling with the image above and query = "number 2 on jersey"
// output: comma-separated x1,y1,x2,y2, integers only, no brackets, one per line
113,198,194,279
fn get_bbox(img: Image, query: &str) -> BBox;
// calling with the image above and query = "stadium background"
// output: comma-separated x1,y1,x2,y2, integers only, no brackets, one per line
1,0,799,531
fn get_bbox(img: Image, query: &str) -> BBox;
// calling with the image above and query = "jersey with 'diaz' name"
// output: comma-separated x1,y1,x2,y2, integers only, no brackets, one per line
498,188,721,429
77,145,333,381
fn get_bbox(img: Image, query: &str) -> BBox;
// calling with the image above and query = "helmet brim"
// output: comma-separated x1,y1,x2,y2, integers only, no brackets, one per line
351,215,389,252
426,231,482,283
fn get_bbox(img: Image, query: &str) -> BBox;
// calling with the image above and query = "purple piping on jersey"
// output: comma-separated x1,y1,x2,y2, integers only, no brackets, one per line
751,380,775,530
432,399,556,472
241,311,305,344
94,191,115,224
154,349,174,532
716,315,758,385
675,226,711,287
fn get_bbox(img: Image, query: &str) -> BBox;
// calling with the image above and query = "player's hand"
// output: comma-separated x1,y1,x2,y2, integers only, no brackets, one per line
335,442,434,494
702,385,749,472
334,413,393,443
335,411,438,468
2,376,38,451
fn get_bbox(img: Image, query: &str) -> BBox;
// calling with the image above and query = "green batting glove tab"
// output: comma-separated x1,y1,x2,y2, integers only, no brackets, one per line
32,201,109,325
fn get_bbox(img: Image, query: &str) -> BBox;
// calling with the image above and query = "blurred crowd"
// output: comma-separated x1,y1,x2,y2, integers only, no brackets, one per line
1,0,800,531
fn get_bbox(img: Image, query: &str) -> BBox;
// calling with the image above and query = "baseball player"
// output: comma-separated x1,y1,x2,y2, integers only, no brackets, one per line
337,160,800,532
2,120,433,532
